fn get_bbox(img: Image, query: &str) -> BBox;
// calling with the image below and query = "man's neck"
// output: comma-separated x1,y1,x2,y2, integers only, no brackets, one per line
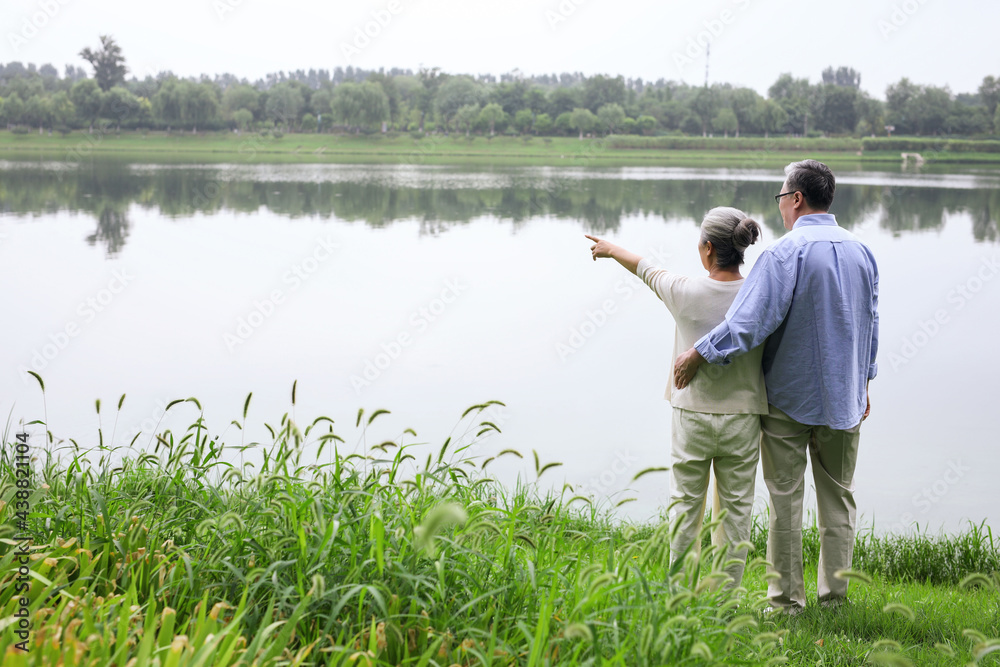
790,209,830,228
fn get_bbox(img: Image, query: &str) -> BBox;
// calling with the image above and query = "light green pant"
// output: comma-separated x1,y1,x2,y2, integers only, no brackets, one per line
669,408,761,588
760,404,862,610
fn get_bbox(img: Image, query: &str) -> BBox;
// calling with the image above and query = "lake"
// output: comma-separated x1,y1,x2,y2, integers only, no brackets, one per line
3,157,998,534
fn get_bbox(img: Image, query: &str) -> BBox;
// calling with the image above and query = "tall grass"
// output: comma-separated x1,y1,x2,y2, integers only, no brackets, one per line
1,382,997,665
1,387,783,666
748,517,1000,587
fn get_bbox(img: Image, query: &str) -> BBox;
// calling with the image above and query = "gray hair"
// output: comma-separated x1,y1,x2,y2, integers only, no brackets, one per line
700,206,761,268
784,159,836,211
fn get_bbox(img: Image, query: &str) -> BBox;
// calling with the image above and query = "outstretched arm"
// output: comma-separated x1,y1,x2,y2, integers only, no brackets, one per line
585,234,641,275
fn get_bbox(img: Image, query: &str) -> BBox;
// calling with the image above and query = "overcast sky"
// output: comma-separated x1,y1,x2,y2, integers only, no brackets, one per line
4,0,998,98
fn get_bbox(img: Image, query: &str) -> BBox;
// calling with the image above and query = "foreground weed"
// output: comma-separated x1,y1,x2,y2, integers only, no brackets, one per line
0,380,997,665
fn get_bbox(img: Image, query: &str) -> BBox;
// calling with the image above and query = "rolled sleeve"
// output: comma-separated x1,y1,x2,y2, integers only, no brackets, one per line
695,329,734,366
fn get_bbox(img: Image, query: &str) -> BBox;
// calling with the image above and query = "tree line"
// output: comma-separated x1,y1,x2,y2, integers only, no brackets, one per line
1,36,998,139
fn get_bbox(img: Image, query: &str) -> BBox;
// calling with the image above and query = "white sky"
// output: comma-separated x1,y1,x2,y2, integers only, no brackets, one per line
4,0,998,99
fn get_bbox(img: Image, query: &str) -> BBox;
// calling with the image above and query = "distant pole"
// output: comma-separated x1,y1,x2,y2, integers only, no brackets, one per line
705,44,710,88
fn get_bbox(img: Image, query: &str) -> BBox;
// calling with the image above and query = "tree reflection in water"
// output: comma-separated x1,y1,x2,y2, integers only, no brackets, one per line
0,160,996,255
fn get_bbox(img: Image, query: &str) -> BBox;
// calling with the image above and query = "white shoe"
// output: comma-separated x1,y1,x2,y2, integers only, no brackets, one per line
819,598,847,609
762,604,804,617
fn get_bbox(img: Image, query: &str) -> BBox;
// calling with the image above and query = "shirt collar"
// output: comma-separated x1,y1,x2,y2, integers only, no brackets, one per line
792,213,838,229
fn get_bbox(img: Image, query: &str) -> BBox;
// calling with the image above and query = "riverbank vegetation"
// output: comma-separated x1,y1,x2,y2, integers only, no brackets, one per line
2,37,999,142
1,380,998,665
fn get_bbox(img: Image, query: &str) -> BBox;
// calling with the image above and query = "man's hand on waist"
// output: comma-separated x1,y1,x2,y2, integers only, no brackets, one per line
674,348,705,389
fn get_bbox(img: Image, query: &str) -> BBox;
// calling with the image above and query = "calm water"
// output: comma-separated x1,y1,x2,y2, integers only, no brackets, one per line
3,158,999,533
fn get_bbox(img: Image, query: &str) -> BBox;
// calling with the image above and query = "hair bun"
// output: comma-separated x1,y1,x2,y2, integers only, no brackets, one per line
732,217,761,251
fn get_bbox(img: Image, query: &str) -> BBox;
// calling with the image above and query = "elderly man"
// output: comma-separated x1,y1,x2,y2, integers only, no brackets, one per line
673,159,879,614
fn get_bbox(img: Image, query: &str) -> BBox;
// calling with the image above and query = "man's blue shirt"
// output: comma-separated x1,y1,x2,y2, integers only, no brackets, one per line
694,214,879,430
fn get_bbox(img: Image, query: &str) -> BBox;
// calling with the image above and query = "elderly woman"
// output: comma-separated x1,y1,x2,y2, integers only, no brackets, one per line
585,207,766,587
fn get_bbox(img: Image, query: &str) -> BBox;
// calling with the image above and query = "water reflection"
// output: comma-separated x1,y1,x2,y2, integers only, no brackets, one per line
1,160,997,256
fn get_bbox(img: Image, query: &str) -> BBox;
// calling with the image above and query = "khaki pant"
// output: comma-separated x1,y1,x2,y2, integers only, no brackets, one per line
669,408,760,588
760,404,861,610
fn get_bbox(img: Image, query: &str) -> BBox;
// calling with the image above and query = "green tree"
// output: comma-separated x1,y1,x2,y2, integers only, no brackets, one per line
478,102,504,136
222,84,260,118
554,111,573,135
513,109,534,134
549,88,581,117
759,100,788,138
690,87,718,137
854,94,884,136
583,75,626,112
309,88,333,122
712,107,738,137
885,77,919,134
534,113,554,135
1,93,25,128
265,83,305,130
103,86,140,130
979,75,1000,118
436,76,484,131
152,78,184,129
50,91,76,128
367,72,400,126
596,103,626,135
769,73,812,134
300,113,317,133
525,87,548,117
232,108,253,132
184,82,220,132
454,103,480,136
489,81,528,115
816,84,860,134
79,35,128,92
331,82,389,132
821,66,861,89
994,105,1000,134
570,107,597,139
24,94,53,132
70,79,104,131
729,87,762,137
417,67,443,132
636,115,658,135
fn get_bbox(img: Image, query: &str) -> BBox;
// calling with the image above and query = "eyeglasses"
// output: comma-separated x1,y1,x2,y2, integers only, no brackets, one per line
774,191,798,203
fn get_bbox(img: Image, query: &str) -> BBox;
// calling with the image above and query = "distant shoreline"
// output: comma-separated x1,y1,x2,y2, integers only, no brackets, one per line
3,130,1000,167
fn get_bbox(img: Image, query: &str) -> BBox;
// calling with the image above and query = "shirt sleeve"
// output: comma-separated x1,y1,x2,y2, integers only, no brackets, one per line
868,262,879,380
694,248,796,365
636,258,685,315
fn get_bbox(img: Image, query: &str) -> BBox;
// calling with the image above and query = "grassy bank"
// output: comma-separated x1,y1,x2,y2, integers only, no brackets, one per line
1,383,998,665
3,129,1000,167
